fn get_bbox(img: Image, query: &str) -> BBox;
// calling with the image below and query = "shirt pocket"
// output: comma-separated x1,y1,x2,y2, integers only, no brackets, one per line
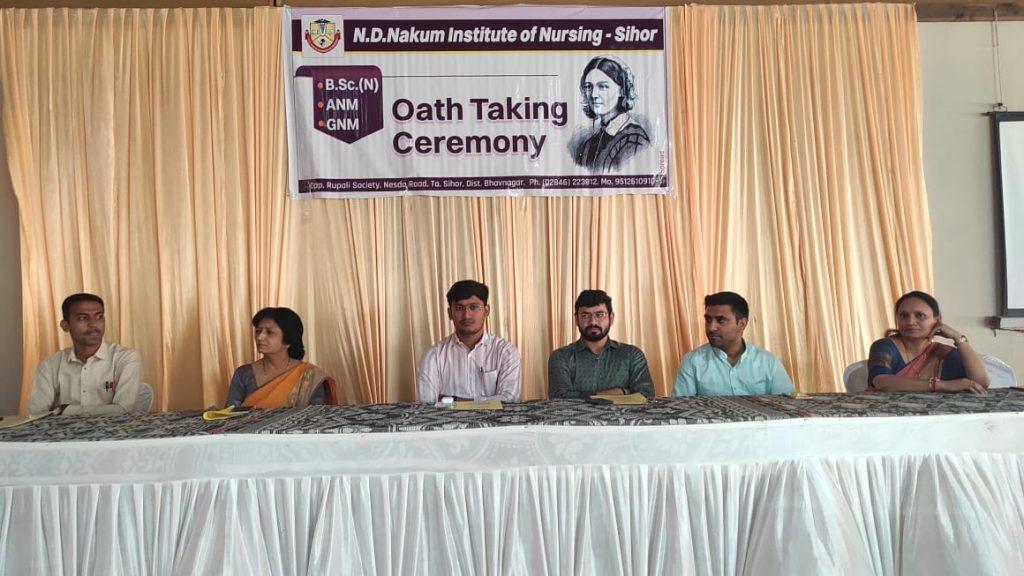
97,381,116,404
736,374,770,394
479,369,499,397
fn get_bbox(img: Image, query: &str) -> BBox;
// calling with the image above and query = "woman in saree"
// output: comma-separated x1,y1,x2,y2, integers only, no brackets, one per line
226,307,335,408
867,291,989,394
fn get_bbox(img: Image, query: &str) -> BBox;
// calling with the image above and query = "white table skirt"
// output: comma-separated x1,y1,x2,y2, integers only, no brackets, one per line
2,414,1023,575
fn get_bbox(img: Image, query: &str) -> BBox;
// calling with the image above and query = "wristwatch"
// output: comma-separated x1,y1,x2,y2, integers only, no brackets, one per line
955,335,968,345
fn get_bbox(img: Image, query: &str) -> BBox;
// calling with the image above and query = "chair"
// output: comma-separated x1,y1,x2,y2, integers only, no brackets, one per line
135,383,155,413
981,354,1017,388
844,355,1015,392
324,377,340,405
843,361,869,393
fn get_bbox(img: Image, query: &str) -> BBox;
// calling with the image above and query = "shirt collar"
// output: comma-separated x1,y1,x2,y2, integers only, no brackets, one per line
602,113,632,136
95,341,112,360
573,338,620,351
451,331,491,351
65,341,110,365
710,340,748,363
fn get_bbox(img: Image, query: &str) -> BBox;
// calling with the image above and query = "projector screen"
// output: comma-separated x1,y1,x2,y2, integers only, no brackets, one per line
995,113,1024,316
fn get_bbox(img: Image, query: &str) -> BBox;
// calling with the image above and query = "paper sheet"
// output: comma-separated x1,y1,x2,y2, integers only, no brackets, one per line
202,406,251,421
0,413,49,429
588,392,649,405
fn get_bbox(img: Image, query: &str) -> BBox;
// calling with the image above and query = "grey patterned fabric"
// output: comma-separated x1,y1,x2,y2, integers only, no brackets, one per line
1,389,1021,442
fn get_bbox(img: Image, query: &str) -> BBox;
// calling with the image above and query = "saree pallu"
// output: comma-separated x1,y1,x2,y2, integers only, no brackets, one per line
897,342,955,379
242,362,330,409
867,339,963,390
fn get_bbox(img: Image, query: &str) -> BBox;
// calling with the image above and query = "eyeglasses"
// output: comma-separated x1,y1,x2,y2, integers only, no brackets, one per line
451,304,486,313
577,311,608,321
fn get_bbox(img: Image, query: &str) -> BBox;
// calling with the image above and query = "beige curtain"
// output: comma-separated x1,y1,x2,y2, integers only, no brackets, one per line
673,3,932,390
0,8,287,411
1,4,931,411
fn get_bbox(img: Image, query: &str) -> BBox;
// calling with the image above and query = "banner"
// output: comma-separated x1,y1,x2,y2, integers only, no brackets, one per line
283,6,671,198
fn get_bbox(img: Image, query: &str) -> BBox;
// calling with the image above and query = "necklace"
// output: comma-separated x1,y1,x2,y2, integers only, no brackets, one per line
260,357,292,377
895,337,930,364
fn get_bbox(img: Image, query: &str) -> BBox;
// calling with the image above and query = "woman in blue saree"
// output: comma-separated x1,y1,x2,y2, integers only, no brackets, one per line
867,291,988,394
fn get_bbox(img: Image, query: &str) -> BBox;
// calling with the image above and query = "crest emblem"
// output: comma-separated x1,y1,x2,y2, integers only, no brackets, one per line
305,19,341,54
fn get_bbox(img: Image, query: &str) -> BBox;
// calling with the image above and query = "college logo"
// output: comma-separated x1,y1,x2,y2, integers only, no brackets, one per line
305,19,341,54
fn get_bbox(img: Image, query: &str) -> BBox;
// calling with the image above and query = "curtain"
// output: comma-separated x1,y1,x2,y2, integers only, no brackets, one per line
0,8,286,411
0,4,931,410
673,3,932,391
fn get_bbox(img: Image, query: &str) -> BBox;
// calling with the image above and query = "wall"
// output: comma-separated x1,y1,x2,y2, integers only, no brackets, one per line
0,21,1020,412
920,21,1024,379
0,126,21,415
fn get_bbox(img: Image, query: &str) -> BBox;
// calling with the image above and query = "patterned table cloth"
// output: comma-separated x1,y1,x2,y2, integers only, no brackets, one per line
1,389,1022,442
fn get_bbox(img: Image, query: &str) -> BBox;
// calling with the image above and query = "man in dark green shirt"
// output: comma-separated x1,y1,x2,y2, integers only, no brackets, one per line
547,289,654,399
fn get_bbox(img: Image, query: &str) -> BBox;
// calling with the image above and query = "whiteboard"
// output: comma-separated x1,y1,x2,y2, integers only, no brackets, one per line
996,114,1024,315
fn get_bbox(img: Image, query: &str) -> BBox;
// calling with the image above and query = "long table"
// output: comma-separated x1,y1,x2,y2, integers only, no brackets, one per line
2,391,1023,575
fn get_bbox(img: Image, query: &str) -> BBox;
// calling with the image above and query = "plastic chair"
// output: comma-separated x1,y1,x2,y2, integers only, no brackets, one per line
135,383,155,413
324,377,340,405
843,361,869,393
981,354,1017,388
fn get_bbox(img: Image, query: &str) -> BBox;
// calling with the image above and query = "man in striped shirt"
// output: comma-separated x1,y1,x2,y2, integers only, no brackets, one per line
417,280,521,403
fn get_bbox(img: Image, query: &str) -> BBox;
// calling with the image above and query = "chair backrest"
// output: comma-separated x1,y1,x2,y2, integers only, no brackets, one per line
324,377,340,405
843,360,870,393
135,382,155,413
981,354,1017,389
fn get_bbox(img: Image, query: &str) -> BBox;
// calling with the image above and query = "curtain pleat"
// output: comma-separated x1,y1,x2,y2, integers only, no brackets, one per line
4,454,1022,574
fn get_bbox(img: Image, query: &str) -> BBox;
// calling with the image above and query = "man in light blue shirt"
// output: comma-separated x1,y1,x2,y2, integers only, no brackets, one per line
674,291,794,397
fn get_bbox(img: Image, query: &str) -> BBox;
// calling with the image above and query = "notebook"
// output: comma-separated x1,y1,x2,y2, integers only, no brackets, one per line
586,392,648,405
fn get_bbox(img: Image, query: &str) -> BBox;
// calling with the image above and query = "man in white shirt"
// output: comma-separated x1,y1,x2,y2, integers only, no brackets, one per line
26,293,143,416
417,280,521,403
